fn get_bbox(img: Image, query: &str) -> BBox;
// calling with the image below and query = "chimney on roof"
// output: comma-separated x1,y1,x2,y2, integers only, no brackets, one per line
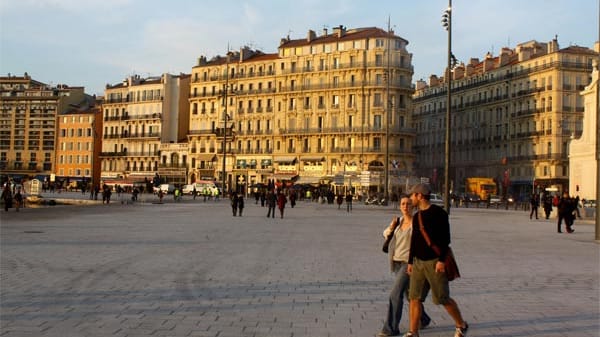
499,48,512,66
453,65,464,80
333,25,345,38
465,63,474,76
415,79,428,90
307,29,316,42
322,27,328,36
197,56,207,66
483,57,494,72
429,75,439,86
548,36,559,53
240,46,253,62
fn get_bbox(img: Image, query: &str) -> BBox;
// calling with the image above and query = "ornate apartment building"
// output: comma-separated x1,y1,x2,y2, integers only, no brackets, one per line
412,39,597,198
0,74,88,182
189,26,416,194
100,74,190,186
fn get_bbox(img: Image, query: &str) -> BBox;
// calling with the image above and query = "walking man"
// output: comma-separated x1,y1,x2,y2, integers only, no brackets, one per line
405,183,468,337
529,193,539,219
266,191,276,218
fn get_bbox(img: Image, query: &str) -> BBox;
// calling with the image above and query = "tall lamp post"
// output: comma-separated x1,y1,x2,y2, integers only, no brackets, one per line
222,51,232,197
384,18,392,205
595,1,600,242
442,1,453,212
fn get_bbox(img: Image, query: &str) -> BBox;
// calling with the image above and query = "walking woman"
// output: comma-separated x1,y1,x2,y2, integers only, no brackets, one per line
378,195,431,337
277,191,287,218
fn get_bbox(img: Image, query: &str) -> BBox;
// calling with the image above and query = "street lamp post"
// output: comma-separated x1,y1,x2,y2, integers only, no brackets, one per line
442,1,452,212
222,51,232,197
384,18,391,205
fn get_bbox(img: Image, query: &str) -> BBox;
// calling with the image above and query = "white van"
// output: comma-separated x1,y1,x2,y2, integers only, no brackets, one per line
153,184,175,194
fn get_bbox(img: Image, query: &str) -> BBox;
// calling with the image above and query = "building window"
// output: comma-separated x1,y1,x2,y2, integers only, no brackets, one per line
374,137,382,151
374,93,383,107
374,115,382,130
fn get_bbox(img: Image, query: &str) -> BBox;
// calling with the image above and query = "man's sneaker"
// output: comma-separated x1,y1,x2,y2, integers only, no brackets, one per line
402,332,418,337
454,322,469,337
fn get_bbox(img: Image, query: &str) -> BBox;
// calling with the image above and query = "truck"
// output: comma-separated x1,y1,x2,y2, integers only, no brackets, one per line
465,177,497,201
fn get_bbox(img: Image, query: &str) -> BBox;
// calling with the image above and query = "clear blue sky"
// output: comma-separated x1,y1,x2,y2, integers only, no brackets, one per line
1,0,597,96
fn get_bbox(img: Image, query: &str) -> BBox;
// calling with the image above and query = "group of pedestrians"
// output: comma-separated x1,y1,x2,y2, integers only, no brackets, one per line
1,183,24,212
335,193,354,212
230,193,245,216
531,192,581,233
377,183,468,337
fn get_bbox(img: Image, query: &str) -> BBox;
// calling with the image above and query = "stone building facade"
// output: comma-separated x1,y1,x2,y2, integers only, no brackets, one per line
189,26,416,195
0,74,87,184
100,74,190,187
412,39,597,199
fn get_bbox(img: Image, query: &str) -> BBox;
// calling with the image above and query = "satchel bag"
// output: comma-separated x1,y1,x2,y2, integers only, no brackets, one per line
417,212,460,281
382,217,400,253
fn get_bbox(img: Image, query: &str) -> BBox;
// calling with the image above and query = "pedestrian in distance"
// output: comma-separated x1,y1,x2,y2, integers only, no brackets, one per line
266,191,276,218
574,195,582,219
237,193,245,217
193,186,197,200
556,192,575,233
13,187,23,212
337,194,343,209
345,192,353,213
277,191,287,218
405,183,468,337
231,193,239,216
542,194,553,219
289,191,296,208
529,193,539,219
2,184,13,212
377,194,431,337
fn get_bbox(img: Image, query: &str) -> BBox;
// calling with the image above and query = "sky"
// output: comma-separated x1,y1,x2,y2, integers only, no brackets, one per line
1,0,597,96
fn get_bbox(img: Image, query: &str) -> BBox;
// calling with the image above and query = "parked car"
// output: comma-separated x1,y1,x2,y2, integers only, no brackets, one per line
430,193,445,208
582,199,596,208
489,195,502,205
487,195,503,208
463,193,481,203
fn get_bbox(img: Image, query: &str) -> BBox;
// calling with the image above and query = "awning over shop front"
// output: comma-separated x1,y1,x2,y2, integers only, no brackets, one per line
300,156,325,162
196,154,217,161
274,157,297,164
272,173,298,181
295,176,322,184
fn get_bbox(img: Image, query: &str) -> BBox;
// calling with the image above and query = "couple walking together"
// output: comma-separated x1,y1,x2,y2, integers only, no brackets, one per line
378,184,468,337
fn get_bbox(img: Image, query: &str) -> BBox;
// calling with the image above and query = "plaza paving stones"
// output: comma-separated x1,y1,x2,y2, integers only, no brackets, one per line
1,193,598,337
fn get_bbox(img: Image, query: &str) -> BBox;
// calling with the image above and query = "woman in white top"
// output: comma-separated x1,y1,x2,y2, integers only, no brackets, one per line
378,195,431,337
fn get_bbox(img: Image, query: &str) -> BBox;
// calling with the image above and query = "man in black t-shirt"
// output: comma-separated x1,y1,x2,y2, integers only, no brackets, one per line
405,183,469,337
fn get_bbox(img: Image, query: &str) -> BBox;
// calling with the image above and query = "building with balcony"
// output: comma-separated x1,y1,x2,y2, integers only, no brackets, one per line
100,73,190,186
412,38,597,199
55,96,102,189
0,73,87,184
189,26,416,194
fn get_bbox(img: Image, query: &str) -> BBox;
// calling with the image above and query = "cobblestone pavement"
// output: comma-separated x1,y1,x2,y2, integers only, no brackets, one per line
1,194,598,337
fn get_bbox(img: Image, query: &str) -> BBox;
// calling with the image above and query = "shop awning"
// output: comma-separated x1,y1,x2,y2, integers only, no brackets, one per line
196,154,217,161
274,157,297,164
300,156,325,162
295,176,322,184
273,174,298,181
